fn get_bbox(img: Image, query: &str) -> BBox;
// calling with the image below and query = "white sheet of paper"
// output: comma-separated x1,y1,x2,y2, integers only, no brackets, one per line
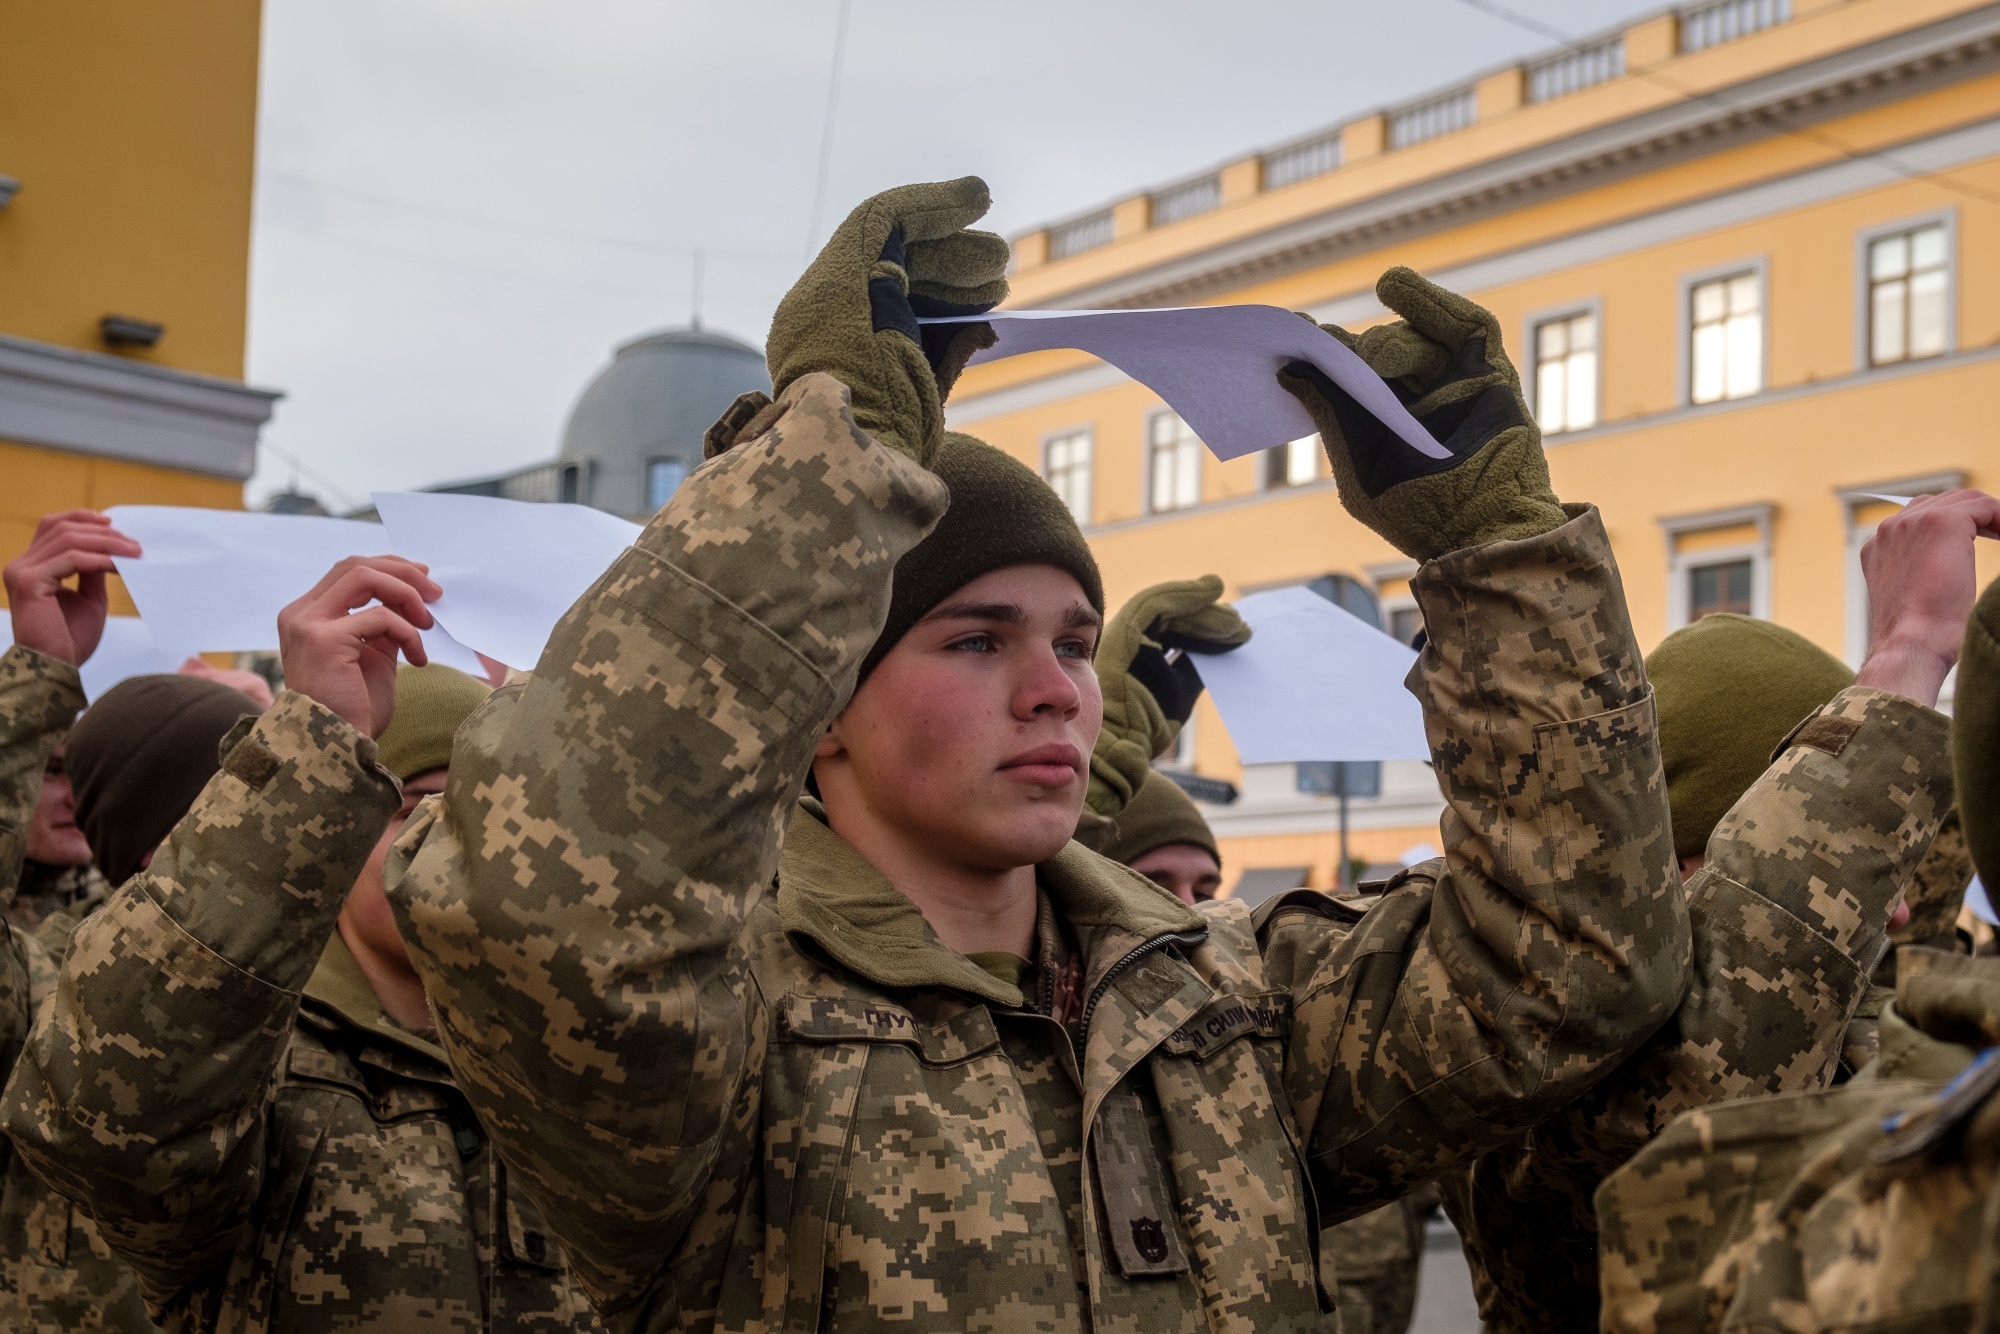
1856,493,1914,506
104,506,487,674
921,306,1449,462
0,616,184,702
1968,875,1997,927
1189,586,1430,764
372,491,641,672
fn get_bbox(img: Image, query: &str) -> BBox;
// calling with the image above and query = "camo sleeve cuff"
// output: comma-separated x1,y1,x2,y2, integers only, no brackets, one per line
141,689,400,992
0,644,86,744
1707,684,1953,961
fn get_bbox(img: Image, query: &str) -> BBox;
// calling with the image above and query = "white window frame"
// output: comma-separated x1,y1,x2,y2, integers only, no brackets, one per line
1835,472,1964,666
1145,411,1202,514
1523,298,1604,437
1659,503,1774,632
1262,434,1322,490
1855,209,1957,372
1367,557,1422,646
1041,426,1094,526
1678,258,1768,407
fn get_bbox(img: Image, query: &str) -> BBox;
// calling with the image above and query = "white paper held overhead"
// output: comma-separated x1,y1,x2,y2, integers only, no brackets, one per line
105,506,487,675
922,306,1449,463
1189,585,1430,765
372,491,641,672
0,616,184,702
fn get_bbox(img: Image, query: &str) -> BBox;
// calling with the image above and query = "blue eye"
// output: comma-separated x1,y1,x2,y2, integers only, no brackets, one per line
948,633,995,653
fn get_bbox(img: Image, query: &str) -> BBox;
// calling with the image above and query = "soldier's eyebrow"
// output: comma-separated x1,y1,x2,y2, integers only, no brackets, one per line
922,599,1028,626
1061,604,1104,632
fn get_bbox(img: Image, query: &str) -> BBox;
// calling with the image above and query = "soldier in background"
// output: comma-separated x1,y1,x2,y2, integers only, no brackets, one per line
1599,527,2000,1334
0,511,161,1332
1438,491,1982,1333
380,179,1687,1332
3,553,605,1332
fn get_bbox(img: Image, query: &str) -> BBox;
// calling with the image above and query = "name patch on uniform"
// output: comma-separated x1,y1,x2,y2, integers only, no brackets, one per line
1160,995,1286,1059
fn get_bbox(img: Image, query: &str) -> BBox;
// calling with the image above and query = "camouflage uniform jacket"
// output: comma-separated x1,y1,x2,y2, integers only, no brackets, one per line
1437,685,1955,1332
0,645,157,1332
0,684,603,1332
1597,946,2000,1333
382,372,1685,1333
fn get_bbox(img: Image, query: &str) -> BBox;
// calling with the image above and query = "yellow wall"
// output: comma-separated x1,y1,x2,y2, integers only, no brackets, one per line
0,0,264,376
0,0,263,602
956,0,2000,888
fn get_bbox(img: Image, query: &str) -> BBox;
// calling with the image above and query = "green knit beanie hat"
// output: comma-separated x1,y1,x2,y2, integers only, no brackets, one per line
375,665,492,782
1649,614,1855,861
1954,577,2000,887
1101,770,1220,867
859,431,1104,681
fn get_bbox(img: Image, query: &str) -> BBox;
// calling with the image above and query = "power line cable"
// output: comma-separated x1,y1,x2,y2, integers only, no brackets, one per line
1448,0,2000,208
805,0,856,262
254,439,366,513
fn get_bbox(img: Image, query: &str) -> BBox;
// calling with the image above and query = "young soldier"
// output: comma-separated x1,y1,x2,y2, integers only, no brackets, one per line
1440,532,1971,1330
375,177,1687,1333
4,556,605,1331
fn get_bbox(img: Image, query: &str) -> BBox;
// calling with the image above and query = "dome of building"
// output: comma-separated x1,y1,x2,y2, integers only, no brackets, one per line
556,326,768,519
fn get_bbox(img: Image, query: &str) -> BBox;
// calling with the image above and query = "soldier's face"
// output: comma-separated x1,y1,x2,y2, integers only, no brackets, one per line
817,563,1103,871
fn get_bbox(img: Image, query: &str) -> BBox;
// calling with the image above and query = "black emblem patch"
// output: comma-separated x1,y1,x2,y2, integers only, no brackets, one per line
1131,1217,1169,1265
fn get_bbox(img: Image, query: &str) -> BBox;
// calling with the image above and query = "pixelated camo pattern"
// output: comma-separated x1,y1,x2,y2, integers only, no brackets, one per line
1598,948,2000,1333
0,645,157,1331
1,680,603,1330
388,378,1683,1332
1439,685,1954,1332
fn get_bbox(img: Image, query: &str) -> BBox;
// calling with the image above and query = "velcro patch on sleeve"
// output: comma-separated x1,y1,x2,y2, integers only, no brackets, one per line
222,735,283,790
1791,713,1863,758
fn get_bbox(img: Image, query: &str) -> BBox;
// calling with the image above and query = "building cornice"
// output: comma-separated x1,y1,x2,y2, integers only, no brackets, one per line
0,333,279,480
1032,6,2000,309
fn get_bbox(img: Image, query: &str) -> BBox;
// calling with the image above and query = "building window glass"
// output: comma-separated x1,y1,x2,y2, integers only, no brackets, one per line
1689,272,1762,404
1043,429,1093,524
1388,605,1424,646
1868,224,1949,366
558,463,582,504
1148,413,1201,513
1533,311,1598,433
1688,558,1754,620
645,458,687,512
1264,434,1320,489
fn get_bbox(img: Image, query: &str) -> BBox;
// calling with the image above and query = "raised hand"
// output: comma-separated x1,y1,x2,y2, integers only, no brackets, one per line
276,556,440,737
3,510,143,667
1856,489,2000,707
766,178,1010,465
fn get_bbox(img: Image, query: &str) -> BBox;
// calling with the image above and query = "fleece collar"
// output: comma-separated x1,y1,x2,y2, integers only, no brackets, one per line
302,930,451,1068
776,800,1204,1005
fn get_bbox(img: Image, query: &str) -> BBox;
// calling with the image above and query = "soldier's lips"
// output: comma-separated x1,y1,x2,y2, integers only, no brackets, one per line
999,743,1083,787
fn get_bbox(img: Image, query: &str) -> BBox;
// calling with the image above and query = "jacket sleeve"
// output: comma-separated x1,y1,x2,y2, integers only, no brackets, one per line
0,646,85,1081
384,373,948,1313
1261,505,1688,1214
0,691,399,1307
1433,684,1953,1331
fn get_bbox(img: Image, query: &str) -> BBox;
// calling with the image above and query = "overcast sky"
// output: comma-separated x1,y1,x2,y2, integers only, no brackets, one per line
245,0,1667,508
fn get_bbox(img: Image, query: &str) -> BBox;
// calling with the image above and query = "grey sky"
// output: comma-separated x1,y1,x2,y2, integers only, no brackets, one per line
246,0,1666,508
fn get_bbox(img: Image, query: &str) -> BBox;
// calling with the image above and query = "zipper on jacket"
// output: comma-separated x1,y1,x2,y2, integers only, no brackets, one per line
1075,931,1206,1042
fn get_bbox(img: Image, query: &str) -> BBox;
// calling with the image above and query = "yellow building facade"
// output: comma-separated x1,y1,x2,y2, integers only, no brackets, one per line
950,0,2000,896
0,0,275,607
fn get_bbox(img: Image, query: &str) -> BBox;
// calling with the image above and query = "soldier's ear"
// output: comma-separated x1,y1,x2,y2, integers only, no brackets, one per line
814,723,846,762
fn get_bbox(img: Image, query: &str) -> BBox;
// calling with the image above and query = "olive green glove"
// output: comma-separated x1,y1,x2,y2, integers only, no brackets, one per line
1087,575,1250,819
1277,267,1566,562
767,177,1010,467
